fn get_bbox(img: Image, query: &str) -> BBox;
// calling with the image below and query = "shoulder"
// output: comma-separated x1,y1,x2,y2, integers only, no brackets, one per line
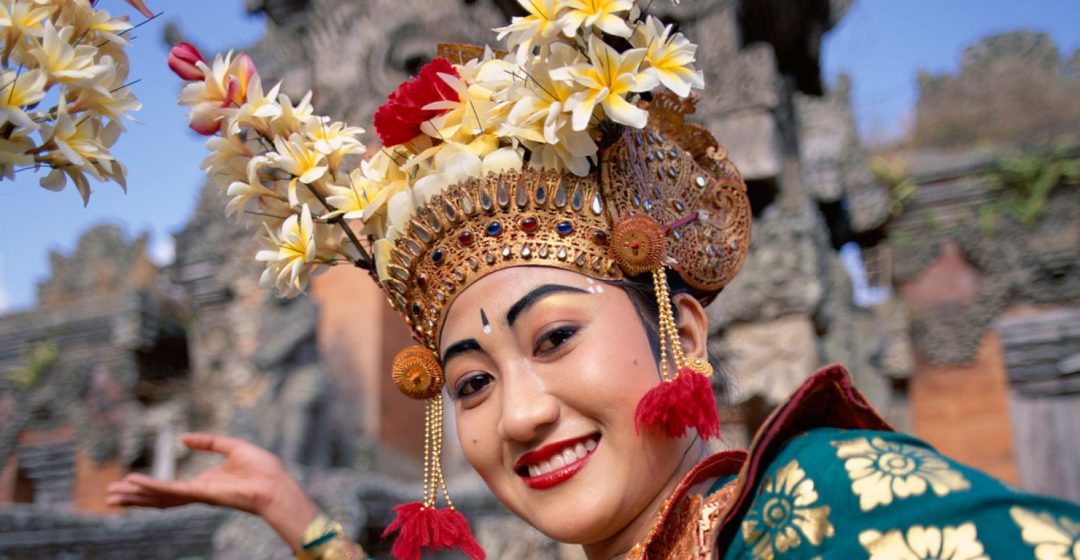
726,427,1080,559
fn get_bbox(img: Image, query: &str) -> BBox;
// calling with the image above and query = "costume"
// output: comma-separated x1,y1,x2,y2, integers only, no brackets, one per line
636,364,1080,559
292,364,1080,559
166,2,1079,559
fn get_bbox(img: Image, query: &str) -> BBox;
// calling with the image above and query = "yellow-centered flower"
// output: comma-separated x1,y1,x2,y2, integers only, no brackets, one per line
557,0,634,38
44,96,119,172
495,0,561,55
31,21,107,85
271,132,328,207
550,36,653,130
256,204,318,298
58,0,134,45
0,1,50,48
631,15,704,97
0,68,46,129
504,44,596,175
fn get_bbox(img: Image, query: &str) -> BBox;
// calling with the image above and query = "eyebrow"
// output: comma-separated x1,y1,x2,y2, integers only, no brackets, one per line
441,338,483,366
506,284,590,327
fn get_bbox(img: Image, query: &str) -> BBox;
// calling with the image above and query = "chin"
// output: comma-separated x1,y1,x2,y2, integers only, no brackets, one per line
523,500,619,545
497,462,629,545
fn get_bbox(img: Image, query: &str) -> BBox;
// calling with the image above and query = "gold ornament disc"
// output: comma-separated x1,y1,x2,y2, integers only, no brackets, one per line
610,215,666,276
391,345,444,399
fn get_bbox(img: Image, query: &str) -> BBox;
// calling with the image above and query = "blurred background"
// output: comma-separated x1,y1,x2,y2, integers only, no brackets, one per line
0,0,1077,558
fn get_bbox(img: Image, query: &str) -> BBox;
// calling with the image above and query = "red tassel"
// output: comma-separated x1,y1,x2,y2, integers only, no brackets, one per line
382,502,485,560
634,367,721,440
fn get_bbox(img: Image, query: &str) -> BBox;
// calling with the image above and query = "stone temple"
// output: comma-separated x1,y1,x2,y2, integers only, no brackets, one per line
1,1,1077,558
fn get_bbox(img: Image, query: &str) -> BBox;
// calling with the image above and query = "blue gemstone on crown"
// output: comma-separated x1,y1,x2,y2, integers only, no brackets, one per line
486,221,502,236
432,247,445,265
556,221,573,235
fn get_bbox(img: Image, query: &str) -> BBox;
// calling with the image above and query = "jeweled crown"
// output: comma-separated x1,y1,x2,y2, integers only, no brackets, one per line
385,92,751,350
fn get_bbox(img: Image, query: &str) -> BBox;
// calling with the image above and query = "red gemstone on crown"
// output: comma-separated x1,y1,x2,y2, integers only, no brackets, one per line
458,231,474,246
522,216,539,233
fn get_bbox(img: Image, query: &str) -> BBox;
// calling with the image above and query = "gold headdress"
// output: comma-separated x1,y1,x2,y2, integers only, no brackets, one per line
170,2,750,558
386,90,750,352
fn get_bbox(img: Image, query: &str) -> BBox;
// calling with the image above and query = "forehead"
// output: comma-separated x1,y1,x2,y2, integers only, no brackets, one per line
439,266,598,339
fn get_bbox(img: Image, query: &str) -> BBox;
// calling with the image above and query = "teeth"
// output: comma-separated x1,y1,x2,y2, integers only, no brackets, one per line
525,436,600,478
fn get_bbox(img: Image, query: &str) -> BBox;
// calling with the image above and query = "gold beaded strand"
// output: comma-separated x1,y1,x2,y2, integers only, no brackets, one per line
652,267,713,380
421,394,457,510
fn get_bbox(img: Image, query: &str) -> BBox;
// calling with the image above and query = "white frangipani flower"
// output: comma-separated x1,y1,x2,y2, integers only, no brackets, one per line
30,21,107,85
165,0,712,302
557,0,634,38
494,0,561,55
0,69,47,129
270,132,328,206
550,36,655,130
256,204,318,298
631,15,705,97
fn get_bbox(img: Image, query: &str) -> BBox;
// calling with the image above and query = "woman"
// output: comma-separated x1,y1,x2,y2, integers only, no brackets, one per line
107,264,1080,559
111,3,1079,558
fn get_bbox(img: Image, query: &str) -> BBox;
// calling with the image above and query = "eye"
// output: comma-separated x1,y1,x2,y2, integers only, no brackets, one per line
454,373,493,399
534,326,578,355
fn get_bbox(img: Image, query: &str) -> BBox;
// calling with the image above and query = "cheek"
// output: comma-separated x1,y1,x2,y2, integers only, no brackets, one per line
569,325,660,410
455,402,505,479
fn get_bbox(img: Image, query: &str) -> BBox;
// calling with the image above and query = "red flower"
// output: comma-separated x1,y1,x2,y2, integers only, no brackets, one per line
168,42,206,81
374,57,460,147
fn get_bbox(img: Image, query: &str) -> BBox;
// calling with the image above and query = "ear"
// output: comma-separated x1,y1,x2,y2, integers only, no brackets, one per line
672,293,709,364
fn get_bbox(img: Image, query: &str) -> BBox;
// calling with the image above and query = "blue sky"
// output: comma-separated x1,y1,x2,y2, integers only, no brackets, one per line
0,1,1077,312
823,0,1080,143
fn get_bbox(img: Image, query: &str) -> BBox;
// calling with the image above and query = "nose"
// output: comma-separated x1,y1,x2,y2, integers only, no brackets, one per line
497,362,559,443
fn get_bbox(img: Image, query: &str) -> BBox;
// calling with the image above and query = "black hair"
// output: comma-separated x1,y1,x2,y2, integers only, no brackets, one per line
607,271,730,401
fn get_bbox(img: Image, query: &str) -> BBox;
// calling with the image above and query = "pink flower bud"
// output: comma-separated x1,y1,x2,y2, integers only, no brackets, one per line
168,42,206,81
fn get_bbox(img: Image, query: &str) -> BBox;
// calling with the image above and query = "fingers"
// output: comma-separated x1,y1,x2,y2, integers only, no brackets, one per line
105,478,180,509
123,472,197,496
180,432,245,456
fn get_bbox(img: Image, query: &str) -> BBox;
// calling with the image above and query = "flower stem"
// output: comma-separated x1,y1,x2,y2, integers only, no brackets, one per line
302,182,373,273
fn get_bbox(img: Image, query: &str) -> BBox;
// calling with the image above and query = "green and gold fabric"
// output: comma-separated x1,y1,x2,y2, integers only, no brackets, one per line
725,427,1080,559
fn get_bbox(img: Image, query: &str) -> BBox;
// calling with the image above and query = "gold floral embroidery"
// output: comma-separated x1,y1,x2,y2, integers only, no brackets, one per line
1010,506,1080,560
834,436,970,511
741,460,834,559
859,522,988,560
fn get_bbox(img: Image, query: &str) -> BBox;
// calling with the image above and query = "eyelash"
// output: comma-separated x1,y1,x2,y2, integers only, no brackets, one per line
534,325,578,355
454,373,493,400
453,326,580,400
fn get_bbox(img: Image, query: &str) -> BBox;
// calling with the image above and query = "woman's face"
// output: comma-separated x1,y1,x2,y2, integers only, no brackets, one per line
439,266,696,545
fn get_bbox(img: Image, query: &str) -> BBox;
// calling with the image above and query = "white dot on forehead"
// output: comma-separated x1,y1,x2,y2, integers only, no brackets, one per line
480,308,492,335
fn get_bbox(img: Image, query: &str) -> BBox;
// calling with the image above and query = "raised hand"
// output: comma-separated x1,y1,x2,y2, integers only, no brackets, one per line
105,432,318,550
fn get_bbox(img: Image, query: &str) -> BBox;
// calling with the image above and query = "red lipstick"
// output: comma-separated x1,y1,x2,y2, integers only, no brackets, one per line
515,434,599,490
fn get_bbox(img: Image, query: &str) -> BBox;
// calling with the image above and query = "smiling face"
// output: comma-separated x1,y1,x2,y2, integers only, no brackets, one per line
439,266,706,551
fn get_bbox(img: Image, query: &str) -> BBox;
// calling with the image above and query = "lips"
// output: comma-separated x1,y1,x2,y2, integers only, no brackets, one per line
515,434,600,490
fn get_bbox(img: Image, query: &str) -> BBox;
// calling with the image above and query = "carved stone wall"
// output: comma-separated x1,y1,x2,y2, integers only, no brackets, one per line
892,151,1080,367
890,144,1080,499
